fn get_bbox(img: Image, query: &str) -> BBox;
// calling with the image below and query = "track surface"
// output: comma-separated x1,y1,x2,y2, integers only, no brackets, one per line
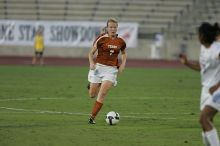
0,56,185,68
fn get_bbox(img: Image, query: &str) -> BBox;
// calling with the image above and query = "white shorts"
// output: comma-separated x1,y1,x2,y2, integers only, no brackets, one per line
200,87,220,111
200,86,212,110
88,63,118,86
206,88,220,111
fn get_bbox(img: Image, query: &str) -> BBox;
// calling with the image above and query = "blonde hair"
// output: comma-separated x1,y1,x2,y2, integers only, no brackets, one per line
107,18,118,27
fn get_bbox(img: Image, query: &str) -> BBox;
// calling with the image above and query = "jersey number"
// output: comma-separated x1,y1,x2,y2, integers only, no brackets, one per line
110,49,114,56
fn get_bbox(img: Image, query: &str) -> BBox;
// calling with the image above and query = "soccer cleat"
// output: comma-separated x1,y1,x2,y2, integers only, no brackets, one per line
88,117,96,124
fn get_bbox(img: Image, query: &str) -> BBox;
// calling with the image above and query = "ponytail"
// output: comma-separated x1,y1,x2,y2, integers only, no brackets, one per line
213,22,220,37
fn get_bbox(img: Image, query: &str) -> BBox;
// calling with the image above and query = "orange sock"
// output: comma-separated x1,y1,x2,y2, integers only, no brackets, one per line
91,101,103,119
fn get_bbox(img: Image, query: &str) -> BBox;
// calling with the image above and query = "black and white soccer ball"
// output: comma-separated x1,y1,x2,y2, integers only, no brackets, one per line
105,111,120,125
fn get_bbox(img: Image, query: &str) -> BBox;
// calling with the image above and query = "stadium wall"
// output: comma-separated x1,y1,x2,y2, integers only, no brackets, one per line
0,38,200,60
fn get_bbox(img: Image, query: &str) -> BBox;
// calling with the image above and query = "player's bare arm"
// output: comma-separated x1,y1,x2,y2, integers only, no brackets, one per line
88,47,97,70
179,54,201,71
118,50,127,74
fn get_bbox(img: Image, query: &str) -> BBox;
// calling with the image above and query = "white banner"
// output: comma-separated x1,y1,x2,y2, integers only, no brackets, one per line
0,20,138,48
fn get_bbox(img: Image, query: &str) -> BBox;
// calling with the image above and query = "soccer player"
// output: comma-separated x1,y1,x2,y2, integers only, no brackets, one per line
87,18,127,124
32,27,45,65
179,22,220,146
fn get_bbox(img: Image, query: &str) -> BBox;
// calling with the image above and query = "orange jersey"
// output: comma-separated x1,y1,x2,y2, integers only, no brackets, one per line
93,34,126,66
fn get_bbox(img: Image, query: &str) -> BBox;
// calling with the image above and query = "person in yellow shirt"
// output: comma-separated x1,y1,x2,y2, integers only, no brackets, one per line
32,28,45,65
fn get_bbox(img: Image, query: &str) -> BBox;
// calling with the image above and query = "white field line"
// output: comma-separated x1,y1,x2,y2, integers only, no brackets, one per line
0,106,198,121
0,97,198,120
0,97,197,115
0,97,70,101
0,106,89,116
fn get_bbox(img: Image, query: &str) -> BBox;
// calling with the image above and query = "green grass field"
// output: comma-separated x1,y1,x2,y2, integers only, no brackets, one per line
0,65,219,146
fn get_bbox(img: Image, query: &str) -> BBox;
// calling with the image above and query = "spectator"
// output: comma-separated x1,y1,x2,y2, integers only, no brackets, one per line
32,27,45,65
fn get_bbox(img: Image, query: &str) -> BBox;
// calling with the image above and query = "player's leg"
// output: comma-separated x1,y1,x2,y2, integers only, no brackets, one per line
88,67,101,98
39,52,44,65
200,106,219,146
202,132,210,146
96,80,113,103
89,80,113,124
32,56,36,65
89,83,101,98
200,87,214,145
87,68,101,124
32,52,37,65
87,82,90,90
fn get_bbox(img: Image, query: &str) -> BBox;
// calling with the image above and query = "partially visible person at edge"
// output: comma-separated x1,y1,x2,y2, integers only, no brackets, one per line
179,22,220,146
32,27,45,65
87,18,127,124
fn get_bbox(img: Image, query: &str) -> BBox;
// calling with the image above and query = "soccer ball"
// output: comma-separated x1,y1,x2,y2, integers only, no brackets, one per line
105,111,120,125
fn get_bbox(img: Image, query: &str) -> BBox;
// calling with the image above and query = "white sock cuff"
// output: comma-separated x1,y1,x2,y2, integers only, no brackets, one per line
202,131,210,146
205,128,220,146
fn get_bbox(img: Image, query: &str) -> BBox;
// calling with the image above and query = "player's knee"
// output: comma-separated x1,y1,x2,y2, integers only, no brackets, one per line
199,115,204,126
89,91,97,98
99,91,108,97
89,94,96,98
89,95,96,98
